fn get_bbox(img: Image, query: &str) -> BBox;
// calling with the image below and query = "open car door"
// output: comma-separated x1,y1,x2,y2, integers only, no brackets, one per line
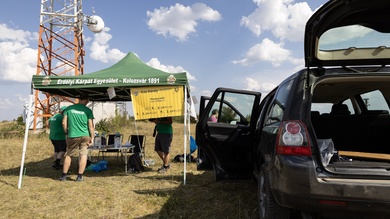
196,87,261,180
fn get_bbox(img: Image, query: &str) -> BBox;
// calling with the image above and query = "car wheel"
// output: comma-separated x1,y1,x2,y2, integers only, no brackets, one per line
258,164,290,219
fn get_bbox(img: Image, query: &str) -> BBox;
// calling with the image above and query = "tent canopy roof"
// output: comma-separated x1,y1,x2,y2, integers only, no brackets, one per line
32,52,189,101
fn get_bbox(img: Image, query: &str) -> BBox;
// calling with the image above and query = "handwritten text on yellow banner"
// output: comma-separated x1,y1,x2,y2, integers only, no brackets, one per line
131,86,184,120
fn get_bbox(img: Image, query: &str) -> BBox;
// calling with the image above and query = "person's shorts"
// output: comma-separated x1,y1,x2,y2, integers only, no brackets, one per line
51,140,67,152
155,133,172,154
65,136,90,157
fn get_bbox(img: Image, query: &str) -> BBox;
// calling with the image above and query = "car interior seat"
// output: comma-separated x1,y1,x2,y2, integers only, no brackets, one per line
330,103,351,115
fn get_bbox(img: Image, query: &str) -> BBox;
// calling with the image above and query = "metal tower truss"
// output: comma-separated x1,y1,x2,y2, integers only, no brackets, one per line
33,0,85,130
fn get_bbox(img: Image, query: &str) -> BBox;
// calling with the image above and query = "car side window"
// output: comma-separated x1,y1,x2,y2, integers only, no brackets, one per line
360,90,390,112
220,105,240,124
265,101,283,124
210,91,256,125
257,90,276,129
311,103,332,114
311,100,355,115
264,80,292,125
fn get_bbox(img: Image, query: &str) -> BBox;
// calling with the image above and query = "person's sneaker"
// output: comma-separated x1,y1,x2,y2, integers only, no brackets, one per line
59,175,67,181
157,167,167,174
52,162,62,170
157,164,170,174
75,176,84,182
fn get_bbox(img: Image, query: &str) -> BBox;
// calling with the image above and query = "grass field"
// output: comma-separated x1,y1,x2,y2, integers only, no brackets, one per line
0,121,258,219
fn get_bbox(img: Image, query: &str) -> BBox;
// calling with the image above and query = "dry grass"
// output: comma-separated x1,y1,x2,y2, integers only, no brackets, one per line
0,122,258,219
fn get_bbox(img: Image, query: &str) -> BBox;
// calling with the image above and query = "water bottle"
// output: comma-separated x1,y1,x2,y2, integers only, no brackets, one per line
114,132,121,148
94,134,101,148
101,132,106,146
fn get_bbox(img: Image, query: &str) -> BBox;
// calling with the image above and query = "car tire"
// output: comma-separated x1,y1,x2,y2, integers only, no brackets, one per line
213,163,225,181
258,164,290,219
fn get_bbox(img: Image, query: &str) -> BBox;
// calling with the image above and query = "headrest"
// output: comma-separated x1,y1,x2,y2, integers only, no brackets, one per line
331,104,350,115
311,111,320,117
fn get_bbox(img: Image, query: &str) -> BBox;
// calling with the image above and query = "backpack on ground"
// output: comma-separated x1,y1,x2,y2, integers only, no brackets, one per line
128,153,144,172
174,153,195,163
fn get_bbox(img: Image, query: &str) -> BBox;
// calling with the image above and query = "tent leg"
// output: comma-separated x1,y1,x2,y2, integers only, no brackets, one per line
183,86,188,185
18,95,33,189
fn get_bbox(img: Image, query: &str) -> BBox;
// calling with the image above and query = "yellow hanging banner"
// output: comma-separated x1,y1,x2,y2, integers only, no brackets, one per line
131,86,184,120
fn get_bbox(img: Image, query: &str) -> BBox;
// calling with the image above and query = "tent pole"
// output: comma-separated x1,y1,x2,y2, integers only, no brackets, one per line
183,86,188,185
18,94,33,189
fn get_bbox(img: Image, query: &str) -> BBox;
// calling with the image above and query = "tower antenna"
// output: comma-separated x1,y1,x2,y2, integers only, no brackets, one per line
32,0,104,130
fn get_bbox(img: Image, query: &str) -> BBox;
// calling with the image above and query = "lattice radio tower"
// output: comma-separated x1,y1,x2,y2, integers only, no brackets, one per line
33,0,104,130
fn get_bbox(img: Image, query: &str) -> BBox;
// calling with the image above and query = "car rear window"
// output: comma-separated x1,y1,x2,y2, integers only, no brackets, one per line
312,100,354,115
318,25,390,61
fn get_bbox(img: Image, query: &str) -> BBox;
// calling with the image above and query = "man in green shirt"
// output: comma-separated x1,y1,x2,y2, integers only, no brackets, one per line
61,94,94,182
47,106,67,170
150,117,173,174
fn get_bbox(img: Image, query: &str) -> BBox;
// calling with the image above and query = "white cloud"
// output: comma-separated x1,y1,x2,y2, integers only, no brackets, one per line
233,38,291,66
0,22,128,83
16,94,29,103
186,73,196,81
0,23,38,83
146,57,196,81
245,77,276,93
234,0,315,85
1,94,30,111
190,85,197,92
291,58,305,71
87,28,197,82
0,98,13,110
199,90,212,97
0,94,30,121
0,23,37,43
147,3,221,41
89,27,126,63
241,0,313,42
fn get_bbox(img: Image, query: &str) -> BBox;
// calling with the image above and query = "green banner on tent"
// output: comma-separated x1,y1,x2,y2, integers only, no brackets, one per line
31,52,189,101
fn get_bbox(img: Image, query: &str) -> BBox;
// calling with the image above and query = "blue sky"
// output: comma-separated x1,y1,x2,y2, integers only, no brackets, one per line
0,0,327,121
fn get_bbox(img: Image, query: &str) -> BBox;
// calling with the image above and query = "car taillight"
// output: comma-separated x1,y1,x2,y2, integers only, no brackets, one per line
276,121,311,156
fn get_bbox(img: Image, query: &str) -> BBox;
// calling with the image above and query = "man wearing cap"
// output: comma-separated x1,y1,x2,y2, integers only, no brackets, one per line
61,94,94,182
47,105,68,170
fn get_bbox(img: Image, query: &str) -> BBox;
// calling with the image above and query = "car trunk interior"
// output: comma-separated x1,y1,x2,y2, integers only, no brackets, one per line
310,73,390,172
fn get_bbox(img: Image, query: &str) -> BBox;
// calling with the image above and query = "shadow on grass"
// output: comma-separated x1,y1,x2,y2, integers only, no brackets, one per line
0,155,146,181
132,171,259,219
1,157,259,218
